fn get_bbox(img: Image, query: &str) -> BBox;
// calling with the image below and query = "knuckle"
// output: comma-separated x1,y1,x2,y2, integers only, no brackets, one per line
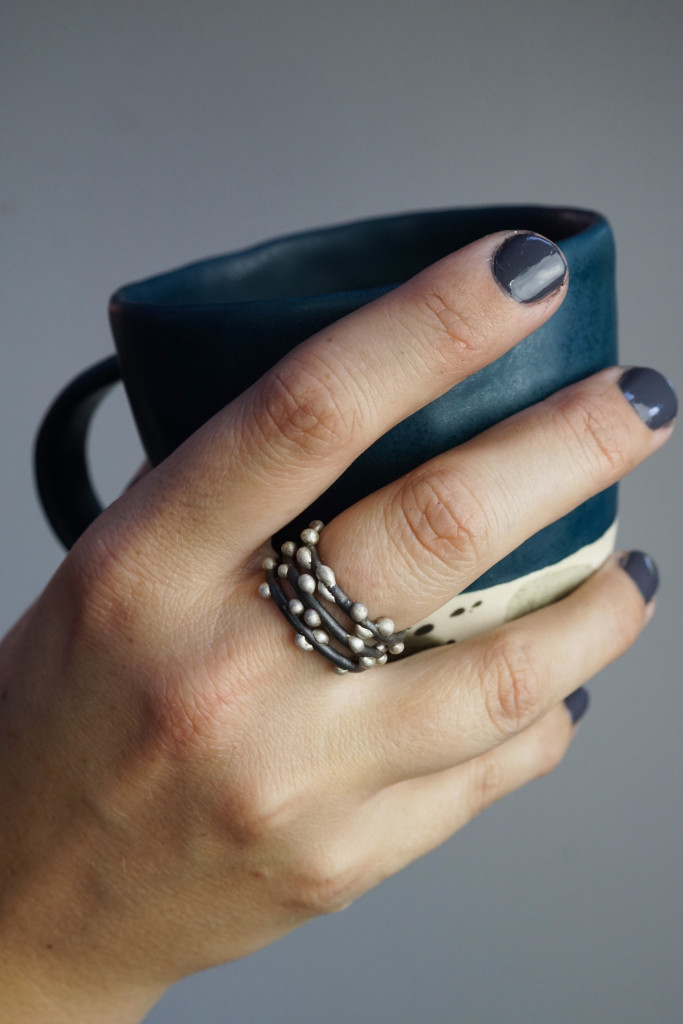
479,634,544,737
65,525,150,633
393,470,490,579
217,779,285,850
285,843,360,915
210,760,299,849
218,771,361,915
402,281,489,358
551,389,628,481
467,752,506,817
255,354,363,461
214,775,360,916
535,719,571,777
65,518,193,645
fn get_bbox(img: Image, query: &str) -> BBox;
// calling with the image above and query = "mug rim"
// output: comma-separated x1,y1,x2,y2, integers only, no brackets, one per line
109,204,607,313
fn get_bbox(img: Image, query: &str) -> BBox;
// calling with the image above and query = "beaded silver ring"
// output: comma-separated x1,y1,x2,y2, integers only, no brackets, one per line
259,521,406,673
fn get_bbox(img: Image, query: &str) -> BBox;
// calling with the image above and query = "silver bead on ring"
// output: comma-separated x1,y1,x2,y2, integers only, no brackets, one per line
259,522,407,672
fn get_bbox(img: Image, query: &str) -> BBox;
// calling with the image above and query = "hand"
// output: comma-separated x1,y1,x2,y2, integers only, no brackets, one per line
0,231,675,1023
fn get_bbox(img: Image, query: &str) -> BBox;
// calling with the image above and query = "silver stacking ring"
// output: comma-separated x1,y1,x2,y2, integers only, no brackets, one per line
259,522,407,673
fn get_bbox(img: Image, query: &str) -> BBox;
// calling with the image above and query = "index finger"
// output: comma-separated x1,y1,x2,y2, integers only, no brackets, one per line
133,231,568,574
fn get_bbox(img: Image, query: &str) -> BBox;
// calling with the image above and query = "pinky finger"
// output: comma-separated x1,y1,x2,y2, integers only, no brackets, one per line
359,700,580,884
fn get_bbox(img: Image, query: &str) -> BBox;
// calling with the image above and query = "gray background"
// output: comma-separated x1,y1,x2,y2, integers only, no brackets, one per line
2,1,682,1021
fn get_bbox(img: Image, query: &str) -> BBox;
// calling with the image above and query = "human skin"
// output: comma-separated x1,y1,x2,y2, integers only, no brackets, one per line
0,231,674,1022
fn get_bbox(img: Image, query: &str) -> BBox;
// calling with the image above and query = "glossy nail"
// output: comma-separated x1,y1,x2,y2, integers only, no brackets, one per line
564,687,590,725
619,550,659,604
619,367,678,430
492,232,567,304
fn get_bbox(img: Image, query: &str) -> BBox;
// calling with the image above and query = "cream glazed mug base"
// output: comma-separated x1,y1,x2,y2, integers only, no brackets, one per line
404,520,618,653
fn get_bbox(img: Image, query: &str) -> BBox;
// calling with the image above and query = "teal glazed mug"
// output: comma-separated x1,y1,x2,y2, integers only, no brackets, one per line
34,205,618,650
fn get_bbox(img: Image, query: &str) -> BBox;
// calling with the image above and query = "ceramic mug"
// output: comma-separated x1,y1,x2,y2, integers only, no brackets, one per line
34,205,618,649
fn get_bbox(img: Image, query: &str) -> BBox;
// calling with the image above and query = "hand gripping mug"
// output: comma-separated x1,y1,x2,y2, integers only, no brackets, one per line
34,205,618,652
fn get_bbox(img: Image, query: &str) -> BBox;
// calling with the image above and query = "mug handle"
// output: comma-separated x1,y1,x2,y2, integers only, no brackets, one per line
34,356,122,549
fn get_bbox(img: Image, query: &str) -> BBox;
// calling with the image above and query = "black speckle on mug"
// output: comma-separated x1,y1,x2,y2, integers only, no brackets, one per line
446,639,456,644
414,623,434,636
450,607,466,617
472,600,482,608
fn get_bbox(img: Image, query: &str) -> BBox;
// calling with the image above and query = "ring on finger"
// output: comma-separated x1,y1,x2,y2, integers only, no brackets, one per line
259,522,407,673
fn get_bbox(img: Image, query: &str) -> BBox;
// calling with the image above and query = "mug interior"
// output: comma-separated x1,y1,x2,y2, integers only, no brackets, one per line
114,206,601,308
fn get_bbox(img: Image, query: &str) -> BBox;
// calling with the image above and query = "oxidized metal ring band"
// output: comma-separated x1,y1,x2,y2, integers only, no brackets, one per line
259,522,406,673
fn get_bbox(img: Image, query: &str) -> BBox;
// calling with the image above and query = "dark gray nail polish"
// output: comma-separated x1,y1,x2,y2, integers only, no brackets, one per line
618,367,678,430
619,550,659,604
564,687,590,725
492,232,567,304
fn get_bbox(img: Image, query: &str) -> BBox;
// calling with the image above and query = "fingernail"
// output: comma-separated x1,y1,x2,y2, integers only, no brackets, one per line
618,367,678,430
619,550,659,604
564,686,590,725
492,232,568,304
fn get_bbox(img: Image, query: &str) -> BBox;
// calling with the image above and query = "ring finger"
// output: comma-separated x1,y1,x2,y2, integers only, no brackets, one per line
317,363,676,628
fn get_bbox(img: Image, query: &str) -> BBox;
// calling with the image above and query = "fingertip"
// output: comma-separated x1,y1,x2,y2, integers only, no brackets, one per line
491,231,569,305
618,550,660,604
564,686,590,726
